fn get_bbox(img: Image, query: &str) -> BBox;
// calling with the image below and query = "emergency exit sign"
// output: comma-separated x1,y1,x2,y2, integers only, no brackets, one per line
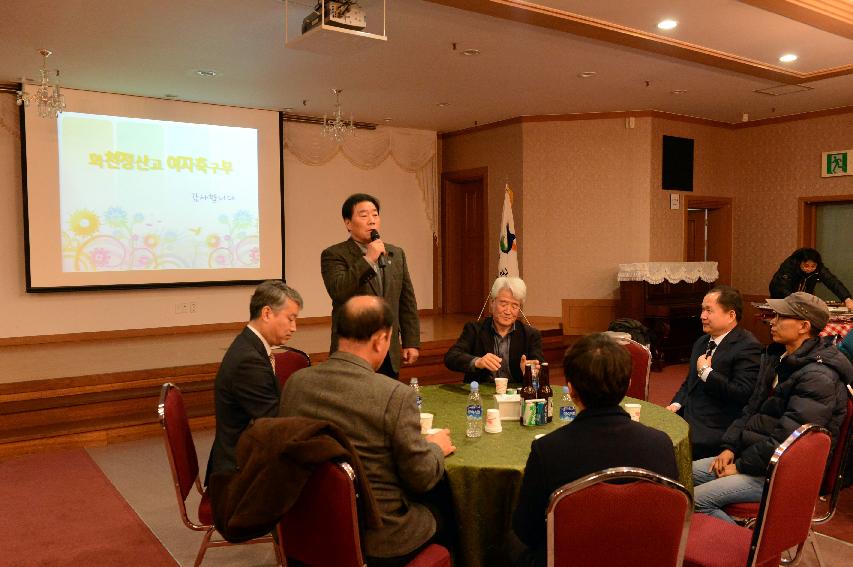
821,150,851,177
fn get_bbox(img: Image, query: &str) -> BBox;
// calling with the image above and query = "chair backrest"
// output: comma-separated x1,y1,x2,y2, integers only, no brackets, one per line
622,339,652,401
817,391,853,521
749,424,831,567
276,461,364,567
158,382,199,503
546,467,692,567
273,347,311,389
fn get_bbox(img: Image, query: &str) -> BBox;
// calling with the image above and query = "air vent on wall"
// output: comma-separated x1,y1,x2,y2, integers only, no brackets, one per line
754,84,813,96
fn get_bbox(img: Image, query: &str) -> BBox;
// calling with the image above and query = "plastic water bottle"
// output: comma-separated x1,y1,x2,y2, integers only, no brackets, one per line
559,386,576,422
409,377,423,411
466,381,483,437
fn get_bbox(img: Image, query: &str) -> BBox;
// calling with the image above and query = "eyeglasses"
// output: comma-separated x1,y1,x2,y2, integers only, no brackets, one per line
771,314,799,323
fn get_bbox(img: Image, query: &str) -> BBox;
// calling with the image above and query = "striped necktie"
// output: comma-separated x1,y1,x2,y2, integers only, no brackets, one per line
706,340,717,358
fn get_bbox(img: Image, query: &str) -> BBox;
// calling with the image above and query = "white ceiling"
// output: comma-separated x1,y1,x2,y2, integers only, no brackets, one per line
1,0,851,132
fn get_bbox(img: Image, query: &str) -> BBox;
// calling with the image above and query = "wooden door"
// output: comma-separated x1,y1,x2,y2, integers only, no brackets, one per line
686,209,706,261
442,172,486,314
683,197,732,285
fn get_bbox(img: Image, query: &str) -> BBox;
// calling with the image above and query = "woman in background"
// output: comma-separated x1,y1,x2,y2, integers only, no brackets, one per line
770,248,853,310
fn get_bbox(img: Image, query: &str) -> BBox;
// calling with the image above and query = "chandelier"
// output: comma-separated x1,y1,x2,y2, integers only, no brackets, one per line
322,89,354,143
16,49,67,119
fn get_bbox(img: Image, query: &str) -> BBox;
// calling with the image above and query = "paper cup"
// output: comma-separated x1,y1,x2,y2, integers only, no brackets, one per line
420,412,434,434
494,377,509,395
485,408,502,433
625,403,642,422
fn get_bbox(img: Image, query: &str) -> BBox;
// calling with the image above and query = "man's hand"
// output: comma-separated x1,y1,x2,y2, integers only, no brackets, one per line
402,347,419,365
718,463,738,477
475,353,502,372
364,238,386,264
665,403,680,412
520,355,540,375
710,449,735,476
426,428,456,457
845,298,853,311
696,354,712,373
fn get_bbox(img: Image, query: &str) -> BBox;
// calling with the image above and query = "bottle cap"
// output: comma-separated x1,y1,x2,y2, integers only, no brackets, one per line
410,377,419,384
470,381,479,390
563,385,569,393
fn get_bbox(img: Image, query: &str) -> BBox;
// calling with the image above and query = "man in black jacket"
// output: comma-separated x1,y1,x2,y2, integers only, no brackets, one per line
693,292,853,522
769,247,853,310
444,277,543,384
667,286,762,459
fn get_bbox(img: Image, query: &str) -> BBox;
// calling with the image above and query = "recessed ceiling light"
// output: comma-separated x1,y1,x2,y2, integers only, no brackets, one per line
577,71,597,78
671,89,687,95
195,69,218,77
461,49,480,56
383,117,392,122
779,53,798,63
437,102,450,107
657,19,678,30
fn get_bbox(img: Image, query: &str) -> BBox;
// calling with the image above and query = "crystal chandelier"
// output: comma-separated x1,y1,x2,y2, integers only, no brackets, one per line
16,49,67,119
322,89,354,143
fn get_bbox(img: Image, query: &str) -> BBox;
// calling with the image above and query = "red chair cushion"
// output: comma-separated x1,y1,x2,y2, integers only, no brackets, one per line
273,350,310,389
683,514,752,567
163,386,199,501
622,341,651,400
406,544,451,567
723,501,759,521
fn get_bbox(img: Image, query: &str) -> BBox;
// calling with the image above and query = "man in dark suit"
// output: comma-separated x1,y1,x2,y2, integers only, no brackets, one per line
444,276,543,384
321,193,420,378
512,333,679,567
280,296,455,566
205,280,303,484
666,285,762,459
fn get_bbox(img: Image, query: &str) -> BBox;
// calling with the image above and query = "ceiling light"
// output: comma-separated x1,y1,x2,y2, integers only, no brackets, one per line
577,71,597,78
322,89,354,144
461,49,480,56
195,69,218,77
779,53,798,63
437,102,450,107
657,19,678,30
383,117,392,122
16,48,67,118
671,89,687,95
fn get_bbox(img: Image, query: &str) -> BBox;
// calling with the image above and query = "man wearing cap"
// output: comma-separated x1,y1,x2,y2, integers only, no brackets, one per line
692,292,853,522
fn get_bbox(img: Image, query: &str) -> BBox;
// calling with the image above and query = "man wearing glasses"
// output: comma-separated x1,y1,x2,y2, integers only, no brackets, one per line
444,276,543,384
692,292,853,522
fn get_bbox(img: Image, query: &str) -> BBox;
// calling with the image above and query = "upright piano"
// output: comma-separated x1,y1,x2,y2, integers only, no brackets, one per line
617,262,718,369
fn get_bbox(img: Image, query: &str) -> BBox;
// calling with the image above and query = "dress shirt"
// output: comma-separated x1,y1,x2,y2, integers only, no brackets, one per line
699,329,732,382
469,321,516,378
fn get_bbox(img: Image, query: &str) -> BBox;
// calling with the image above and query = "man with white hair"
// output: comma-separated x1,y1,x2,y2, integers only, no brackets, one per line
444,277,543,384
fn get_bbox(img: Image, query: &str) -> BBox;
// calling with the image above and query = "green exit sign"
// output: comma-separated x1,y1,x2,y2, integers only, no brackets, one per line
822,150,851,177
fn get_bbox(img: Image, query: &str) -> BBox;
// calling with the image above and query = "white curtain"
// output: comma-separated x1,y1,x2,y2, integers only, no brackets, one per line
283,122,438,240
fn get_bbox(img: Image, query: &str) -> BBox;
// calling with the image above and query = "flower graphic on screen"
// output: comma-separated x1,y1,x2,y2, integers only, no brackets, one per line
91,248,111,267
104,207,128,228
69,210,101,237
233,210,253,229
144,234,160,249
249,247,260,264
206,234,221,248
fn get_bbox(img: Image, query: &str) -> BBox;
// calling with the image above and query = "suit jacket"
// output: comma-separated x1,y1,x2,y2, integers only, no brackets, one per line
512,406,679,567
205,327,280,485
443,317,543,384
279,351,445,559
670,325,762,459
321,238,420,373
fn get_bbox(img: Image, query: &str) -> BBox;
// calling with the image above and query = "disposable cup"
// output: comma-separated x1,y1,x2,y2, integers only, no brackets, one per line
625,403,642,422
420,412,434,434
494,377,509,395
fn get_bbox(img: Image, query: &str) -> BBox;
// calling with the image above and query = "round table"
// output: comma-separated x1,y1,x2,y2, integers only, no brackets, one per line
421,383,691,567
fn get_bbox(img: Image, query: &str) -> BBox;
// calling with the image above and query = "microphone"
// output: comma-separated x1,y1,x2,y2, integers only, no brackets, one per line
370,229,388,268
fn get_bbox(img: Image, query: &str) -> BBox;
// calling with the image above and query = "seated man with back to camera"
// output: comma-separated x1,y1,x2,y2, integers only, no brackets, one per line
693,292,852,522
280,295,456,567
511,333,679,567
667,285,762,459
205,280,302,485
444,276,543,385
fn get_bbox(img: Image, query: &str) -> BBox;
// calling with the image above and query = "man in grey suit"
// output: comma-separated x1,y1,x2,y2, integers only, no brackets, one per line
321,193,420,378
280,296,455,566
205,280,302,484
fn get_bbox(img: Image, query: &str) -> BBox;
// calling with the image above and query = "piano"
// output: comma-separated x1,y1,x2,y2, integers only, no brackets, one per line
617,262,718,370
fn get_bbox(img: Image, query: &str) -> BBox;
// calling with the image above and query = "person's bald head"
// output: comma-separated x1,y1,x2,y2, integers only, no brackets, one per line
336,296,393,370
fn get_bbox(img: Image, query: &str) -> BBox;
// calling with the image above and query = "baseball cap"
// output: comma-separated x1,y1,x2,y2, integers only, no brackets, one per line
765,292,829,332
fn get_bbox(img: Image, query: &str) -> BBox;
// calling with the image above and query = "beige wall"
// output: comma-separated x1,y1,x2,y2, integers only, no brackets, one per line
441,123,524,287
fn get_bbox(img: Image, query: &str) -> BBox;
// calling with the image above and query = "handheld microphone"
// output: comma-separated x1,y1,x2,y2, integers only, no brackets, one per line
370,229,388,268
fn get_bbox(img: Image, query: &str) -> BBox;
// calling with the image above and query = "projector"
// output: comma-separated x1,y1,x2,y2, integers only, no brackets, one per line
302,1,366,33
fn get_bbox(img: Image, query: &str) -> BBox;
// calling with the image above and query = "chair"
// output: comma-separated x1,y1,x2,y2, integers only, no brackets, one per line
158,383,280,566
605,332,652,401
546,467,692,567
272,346,310,389
683,424,832,567
276,460,451,567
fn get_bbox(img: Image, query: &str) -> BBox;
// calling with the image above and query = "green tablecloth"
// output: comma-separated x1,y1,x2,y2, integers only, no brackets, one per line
421,384,691,567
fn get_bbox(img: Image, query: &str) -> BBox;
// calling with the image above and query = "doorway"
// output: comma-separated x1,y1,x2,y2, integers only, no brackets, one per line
682,196,732,285
799,195,853,301
441,168,487,314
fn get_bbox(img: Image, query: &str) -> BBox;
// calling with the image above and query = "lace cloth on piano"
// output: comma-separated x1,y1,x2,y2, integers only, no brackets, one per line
617,262,719,284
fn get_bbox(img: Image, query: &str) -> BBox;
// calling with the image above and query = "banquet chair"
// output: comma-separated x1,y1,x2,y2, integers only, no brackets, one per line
683,424,831,567
604,332,652,400
158,383,280,567
272,346,310,389
723,391,853,566
546,467,692,567
276,460,451,567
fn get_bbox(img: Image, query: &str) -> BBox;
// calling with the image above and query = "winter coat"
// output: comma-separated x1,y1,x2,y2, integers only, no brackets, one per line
721,337,853,477
769,254,852,301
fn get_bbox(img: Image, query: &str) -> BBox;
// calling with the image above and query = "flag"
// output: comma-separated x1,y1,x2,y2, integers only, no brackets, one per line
497,184,519,278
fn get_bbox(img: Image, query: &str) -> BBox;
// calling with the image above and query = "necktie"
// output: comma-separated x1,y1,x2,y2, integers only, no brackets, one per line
706,340,717,358
269,353,276,374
